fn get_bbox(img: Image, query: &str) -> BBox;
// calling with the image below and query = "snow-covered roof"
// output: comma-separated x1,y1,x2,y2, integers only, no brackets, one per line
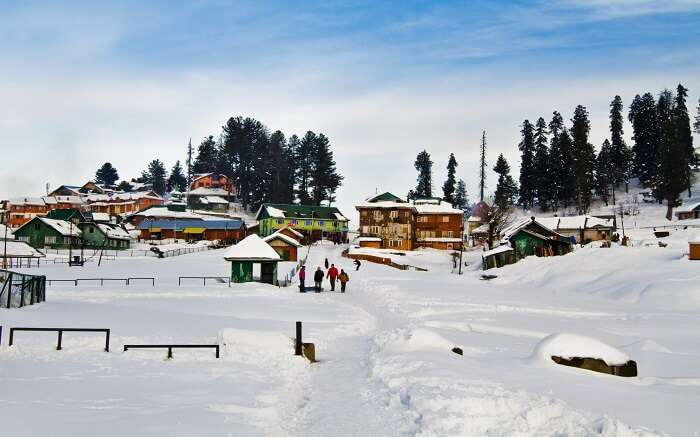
499,218,565,243
414,203,463,215
536,215,615,231
133,207,202,220
263,232,302,247
471,223,490,234
38,218,82,237
266,206,286,218
355,200,415,209
223,234,281,261
357,236,381,242
279,226,304,238
202,196,229,204
91,212,111,222
53,195,84,204
676,202,700,214
417,237,463,243
0,241,45,258
481,244,513,257
188,187,231,197
9,197,47,206
334,212,348,221
467,216,484,222
97,224,131,240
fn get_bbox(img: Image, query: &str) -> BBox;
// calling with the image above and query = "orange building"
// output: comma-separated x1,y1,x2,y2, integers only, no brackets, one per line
86,192,164,217
4,198,53,228
190,173,236,193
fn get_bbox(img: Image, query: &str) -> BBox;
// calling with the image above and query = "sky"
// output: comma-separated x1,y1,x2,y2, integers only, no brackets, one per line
1,0,699,220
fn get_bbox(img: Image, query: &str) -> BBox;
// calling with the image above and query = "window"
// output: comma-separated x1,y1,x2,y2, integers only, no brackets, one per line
290,219,298,225
369,226,380,234
44,236,56,245
305,220,312,226
442,215,450,223
18,236,30,243
89,227,94,233
390,210,398,219
318,221,325,227
417,215,428,223
361,210,368,216
277,219,284,225
373,210,383,219
334,222,339,227
444,231,454,238
34,223,40,230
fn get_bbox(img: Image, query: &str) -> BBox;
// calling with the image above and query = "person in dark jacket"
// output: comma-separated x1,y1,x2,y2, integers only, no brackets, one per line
324,258,329,269
339,269,349,293
327,264,339,291
313,267,324,292
354,259,361,271
298,265,306,293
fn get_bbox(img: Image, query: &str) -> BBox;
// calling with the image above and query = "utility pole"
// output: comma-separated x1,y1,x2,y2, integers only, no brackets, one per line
2,211,8,270
479,131,487,202
186,138,193,208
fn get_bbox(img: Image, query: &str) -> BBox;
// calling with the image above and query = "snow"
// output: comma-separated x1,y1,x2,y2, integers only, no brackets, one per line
0,240,45,257
263,232,302,247
482,244,513,257
202,196,229,204
0,223,14,239
38,217,82,236
96,224,131,240
413,203,464,214
674,201,700,213
223,234,281,260
90,212,111,222
532,333,631,366
357,236,381,242
131,207,202,220
538,215,615,230
265,206,286,219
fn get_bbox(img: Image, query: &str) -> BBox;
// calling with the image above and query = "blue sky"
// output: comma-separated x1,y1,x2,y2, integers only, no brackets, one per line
1,1,699,215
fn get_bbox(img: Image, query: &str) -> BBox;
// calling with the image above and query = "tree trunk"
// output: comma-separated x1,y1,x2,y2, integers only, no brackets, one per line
666,202,673,221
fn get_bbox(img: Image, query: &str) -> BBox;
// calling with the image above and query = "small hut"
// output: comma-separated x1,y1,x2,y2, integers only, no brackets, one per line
482,245,514,270
223,234,281,285
690,237,700,261
263,231,302,261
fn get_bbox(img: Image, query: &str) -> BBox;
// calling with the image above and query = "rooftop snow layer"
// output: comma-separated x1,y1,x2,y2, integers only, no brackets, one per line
223,234,281,261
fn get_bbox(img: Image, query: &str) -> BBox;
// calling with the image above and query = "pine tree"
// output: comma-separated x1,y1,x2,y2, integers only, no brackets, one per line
284,135,300,203
694,98,700,134
673,84,695,197
117,180,133,192
533,117,551,210
192,135,219,174
493,154,518,209
654,89,687,220
310,133,343,206
414,150,433,197
518,120,536,208
267,130,288,203
142,159,168,195
454,179,468,210
186,138,194,191
558,129,577,210
570,105,596,213
609,95,631,195
442,153,458,203
595,139,614,205
167,161,187,192
295,131,316,205
95,162,119,186
479,131,487,202
628,93,659,187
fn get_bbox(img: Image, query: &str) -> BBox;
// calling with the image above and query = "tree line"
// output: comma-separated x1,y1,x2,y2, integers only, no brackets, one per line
410,150,469,210
491,83,697,220
93,116,343,211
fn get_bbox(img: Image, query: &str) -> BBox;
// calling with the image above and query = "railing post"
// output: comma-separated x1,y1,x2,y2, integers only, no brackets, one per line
105,329,110,352
167,347,173,359
9,328,14,345
295,321,302,356
6,273,13,308
215,345,220,358
20,276,26,307
57,330,63,350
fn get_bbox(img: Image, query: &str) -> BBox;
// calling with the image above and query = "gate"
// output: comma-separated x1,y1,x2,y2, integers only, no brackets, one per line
0,269,46,308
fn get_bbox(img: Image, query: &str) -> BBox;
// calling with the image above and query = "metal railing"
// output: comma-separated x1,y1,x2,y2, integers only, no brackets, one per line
178,276,230,286
278,248,311,287
123,344,220,359
8,327,110,351
0,269,46,308
46,277,155,286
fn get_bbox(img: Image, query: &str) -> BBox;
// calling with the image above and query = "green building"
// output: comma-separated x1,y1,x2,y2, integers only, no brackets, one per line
47,208,87,225
255,204,349,243
223,234,281,285
79,222,131,249
14,217,82,249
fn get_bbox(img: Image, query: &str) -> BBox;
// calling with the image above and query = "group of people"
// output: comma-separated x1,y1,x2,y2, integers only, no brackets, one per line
298,257,352,293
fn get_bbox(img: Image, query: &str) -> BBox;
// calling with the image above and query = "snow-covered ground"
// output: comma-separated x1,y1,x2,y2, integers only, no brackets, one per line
2,232,700,435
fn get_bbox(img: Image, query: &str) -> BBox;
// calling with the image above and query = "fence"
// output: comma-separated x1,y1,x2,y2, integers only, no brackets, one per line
278,247,311,287
41,244,215,259
9,327,110,351
341,249,428,271
46,277,155,287
178,276,230,286
123,344,220,359
0,269,46,308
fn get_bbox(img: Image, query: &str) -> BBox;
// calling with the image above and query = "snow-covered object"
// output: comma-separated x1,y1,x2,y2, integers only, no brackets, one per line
91,212,111,223
39,218,82,236
481,244,513,257
537,215,615,231
0,224,14,240
265,206,286,218
0,241,45,257
131,207,202,220
533,333,631,366
97,224,131,240
263,231,302,247
357,236,381,242
223,234,281,261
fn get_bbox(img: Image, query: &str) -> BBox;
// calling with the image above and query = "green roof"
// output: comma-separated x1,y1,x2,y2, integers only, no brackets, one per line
47,208,85,221
367,192,405,203
257,203,347,221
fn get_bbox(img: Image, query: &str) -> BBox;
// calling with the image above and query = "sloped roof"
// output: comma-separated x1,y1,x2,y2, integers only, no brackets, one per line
676,202,700,214
1,241,45,258
96,224,131,240
256,203,348,221
414,203,463,214
263,231,302,247
22,217,82,237
137,219,243,230
366,192,406,203
278,226,304,238
536,215,615,230
499,218,566,244
47,208,85,221
224,234,281,261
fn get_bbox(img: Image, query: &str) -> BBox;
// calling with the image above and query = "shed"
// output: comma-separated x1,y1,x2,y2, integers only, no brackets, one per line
500,217,572,261
481,244,514,270
263,231,302,261
690,238,700,261
223,234,281,285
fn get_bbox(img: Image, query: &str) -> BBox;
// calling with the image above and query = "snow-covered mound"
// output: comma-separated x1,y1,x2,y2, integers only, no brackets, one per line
533,333,631,366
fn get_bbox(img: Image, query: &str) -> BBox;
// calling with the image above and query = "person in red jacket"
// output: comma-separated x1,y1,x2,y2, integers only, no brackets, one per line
298,265,306,293
326,264,339,291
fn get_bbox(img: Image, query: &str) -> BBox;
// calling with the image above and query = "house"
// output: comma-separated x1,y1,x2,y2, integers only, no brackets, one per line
47,185,83,197
190,173,235,192
676,202,700,220
256,204,349,243
86,191,164,218
355,192,464,250
481,244,514,270
263,231,302,261
537,215,616,244
4,197,52,228
500,217,572,260
53,195,85,210
223,234,280,285
467,201,490,234
126,205,203,227
79,222,131,249
138,219,244,242
13,217,82,249
47,208,87,225
191,195,230,212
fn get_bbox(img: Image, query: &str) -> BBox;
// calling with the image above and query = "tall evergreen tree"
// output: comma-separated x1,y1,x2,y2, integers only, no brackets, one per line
295,131,316,205
548,112,564,210
628,93,659,187
186,138,194,190
493,154,518,209
533,117,551,210
558,129,577,209
653,89,687,219
310,133,343,206
694,98,700,134
414,150,433,197
673,84,695,197
609,95,631,195
454,179,468,210
570,105,596,213
442,153,458,203
283,135,300,203
116,180,133,192
192,135,220,174
595,139,614,205
141,159,168,195
95,162,119,186
518,120,536,208
167,160,187,192
479,131,487,202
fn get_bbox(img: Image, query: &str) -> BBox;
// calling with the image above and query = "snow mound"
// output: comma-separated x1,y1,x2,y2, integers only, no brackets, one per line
382,328,456,353
219,328,293,363
533,333,631,366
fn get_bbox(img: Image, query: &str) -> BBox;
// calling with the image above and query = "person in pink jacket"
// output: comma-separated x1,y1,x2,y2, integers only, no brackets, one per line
298,265,306,293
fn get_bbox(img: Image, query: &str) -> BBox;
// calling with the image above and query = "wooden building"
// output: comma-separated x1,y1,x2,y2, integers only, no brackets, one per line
79,222,131,249
256,204,349,243
690,240,700,261
86,191,164,218
190,173,235,192
357,236,382,248
355,192,463,251
537,215,616,244
4,198,53,228
676,202,700,220
263,231,302,261
224,234,280,285
500,218,572,261
13,217,82,249
138,219,244,243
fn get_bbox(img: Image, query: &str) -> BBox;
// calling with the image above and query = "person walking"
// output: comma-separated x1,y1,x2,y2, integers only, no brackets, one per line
354,259,361,271
313,267,324,292
324,258,329,269
327,263,339,291
339,269,349,293
298,265,306,293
